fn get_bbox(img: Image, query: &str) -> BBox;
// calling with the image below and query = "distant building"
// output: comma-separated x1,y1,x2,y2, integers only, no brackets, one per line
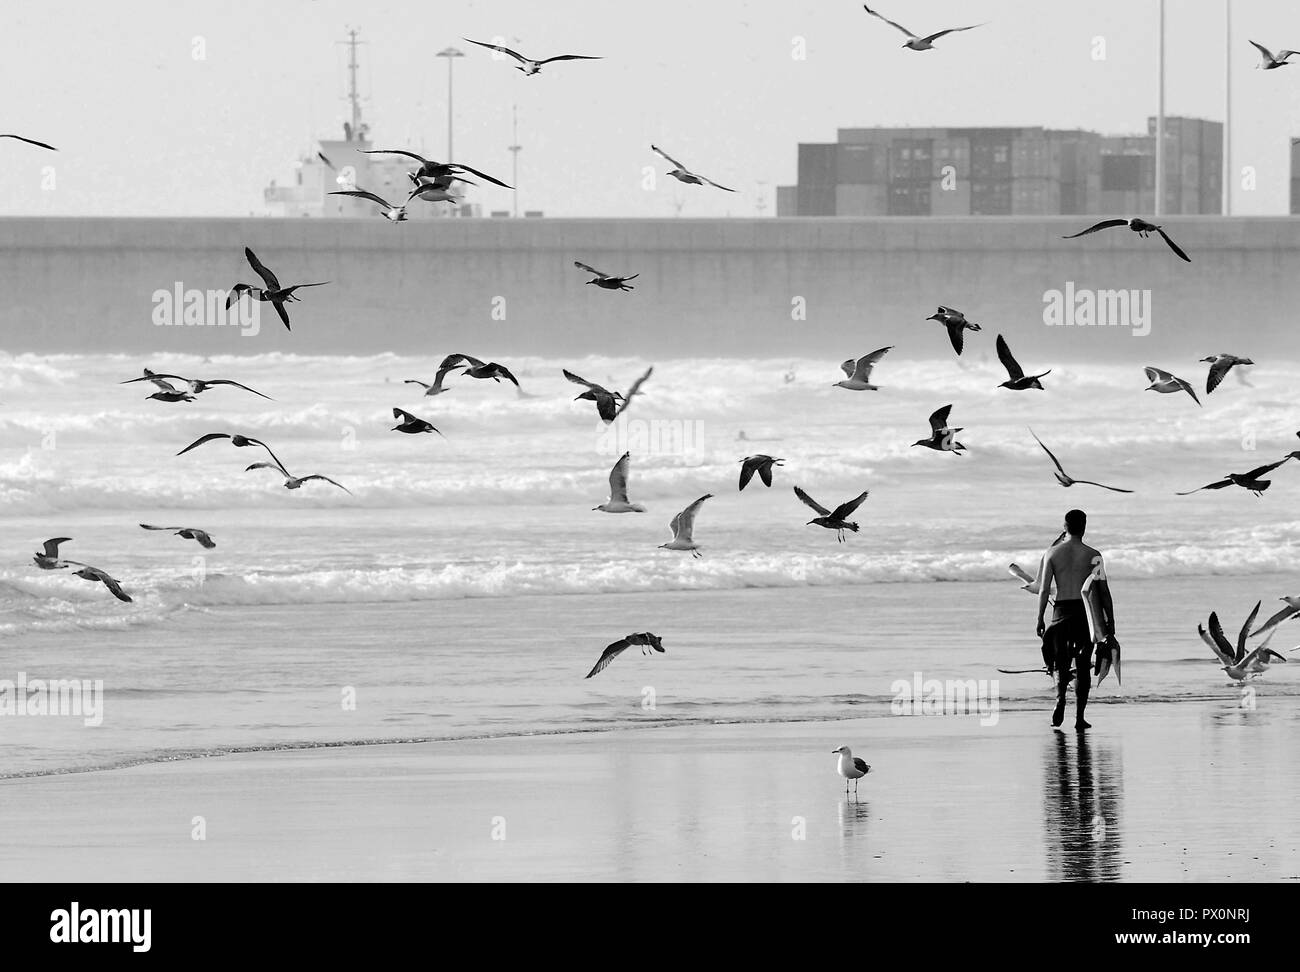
777,118,1223,217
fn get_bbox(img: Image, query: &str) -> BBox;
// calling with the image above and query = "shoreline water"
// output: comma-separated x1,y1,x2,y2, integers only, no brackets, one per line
3,703,1297,882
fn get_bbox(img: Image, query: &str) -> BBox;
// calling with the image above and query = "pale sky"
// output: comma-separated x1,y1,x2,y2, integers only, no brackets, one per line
2,0,1298,217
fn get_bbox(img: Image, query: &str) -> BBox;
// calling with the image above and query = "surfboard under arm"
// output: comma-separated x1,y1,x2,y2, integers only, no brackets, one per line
1080,556,1111,645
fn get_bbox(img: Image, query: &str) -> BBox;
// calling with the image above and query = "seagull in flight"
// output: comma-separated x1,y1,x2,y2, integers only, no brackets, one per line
574,261,638,291
121,371,273,401
584,632,664,679
1249,596,1300,640
139,524,216,549
69,565,132,603
1199,603,1288,681
404,357,469,397
32,537,74,570
363,149,513,189
913,405,966,454
176,432,287,472
1144,366,1201,406
564,370,625,423
794,486,869,542
1200,354,1254,394
463,38,601,76
738,455,784,490
650,145,735,192
1,133,57,151
1176,457,1292,497
1008,533,1068,596
1249,40,1297,69
391,408,443,436
660,494,712,558
832,745,871,797
594,452,646,513
245,457,352,495
1062,218,1190,262
1028,429,1133,492
406,172,473,204
226,247,329,332
833,347,892,391
861,5,983,51
438,354,519,387
927,306,981,355
996,335,1050,390
329,188,408,221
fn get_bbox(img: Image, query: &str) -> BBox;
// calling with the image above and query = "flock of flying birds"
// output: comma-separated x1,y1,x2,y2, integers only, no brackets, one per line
7,10,1300,698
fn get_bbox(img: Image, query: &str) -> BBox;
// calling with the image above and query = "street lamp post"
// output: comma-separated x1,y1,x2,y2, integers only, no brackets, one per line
436,46,465,162
1155,0,1165,216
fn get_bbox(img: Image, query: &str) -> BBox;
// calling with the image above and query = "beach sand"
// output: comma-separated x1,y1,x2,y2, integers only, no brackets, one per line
3,699,1298,882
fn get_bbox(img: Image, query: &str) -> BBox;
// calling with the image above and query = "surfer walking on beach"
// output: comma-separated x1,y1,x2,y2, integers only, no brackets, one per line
1035,510,1115,731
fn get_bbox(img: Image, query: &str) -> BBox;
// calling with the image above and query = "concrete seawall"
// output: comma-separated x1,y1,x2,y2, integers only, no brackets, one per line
1,216,1297,360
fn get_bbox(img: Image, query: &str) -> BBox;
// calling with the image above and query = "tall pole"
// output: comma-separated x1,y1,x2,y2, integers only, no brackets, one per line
1223,0,1231,215
436,47,465,162
508,105,521,218
1155,0,1165,216
347,30,361,136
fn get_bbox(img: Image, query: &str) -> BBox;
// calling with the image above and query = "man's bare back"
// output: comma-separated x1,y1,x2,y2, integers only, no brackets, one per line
1043,538,1101,602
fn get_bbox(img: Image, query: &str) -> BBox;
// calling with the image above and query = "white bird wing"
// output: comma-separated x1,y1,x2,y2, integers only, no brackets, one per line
1007,563,1039,591
1249,39,1276,61
1200,614,1237,666
862,4,918,39
670,494,712,542
1250,600,1300,639
853,346,893,381
651,144,688,170
608,452,632,504
1144,365,1173,383
574,261,609,279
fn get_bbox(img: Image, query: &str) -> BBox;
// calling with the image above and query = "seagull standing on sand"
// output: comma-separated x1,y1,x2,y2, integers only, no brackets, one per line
1143,366,1201,406
860,5,983,50
1200,354,1254,394
1062,218,1191,262
650,145,735,192
832,745,871,797
1028,429,1133,492
660,494,712,558
574,261,639,291
927,306,981,355
329,189,408,221
834,347,892,391
594,452,645,513
139,524,216,548
996,335,1050,390
584,632,665,678
1249,40,1297,69
463,38,601,75
738,455,784,490
794,487,869,542
1199,604,1288,681
912,405,966,454
226,247,329,332
391,408,443,436
1176,457,1292,497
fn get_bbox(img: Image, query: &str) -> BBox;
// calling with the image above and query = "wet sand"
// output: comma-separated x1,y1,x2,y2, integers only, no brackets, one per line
2,699,1298,882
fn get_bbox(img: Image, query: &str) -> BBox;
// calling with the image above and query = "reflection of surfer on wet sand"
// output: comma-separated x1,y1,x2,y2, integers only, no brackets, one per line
1036,510,1116,732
